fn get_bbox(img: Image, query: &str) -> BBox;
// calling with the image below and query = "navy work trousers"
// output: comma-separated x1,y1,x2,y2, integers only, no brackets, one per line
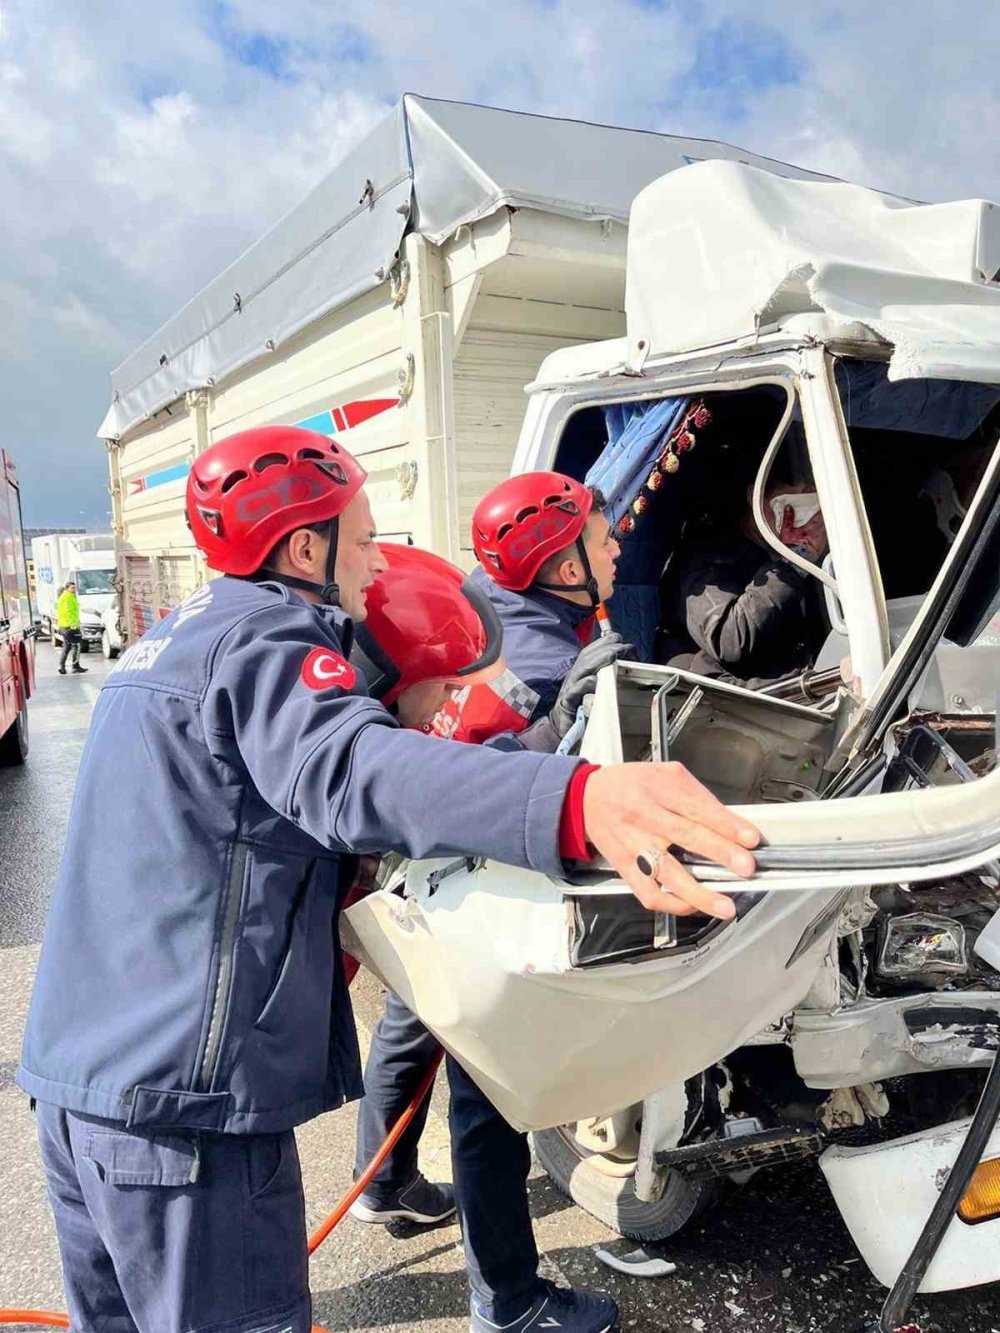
355,990,539,1320
35,1100,311,1333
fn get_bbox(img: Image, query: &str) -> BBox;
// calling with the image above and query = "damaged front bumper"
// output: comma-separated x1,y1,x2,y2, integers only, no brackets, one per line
792,991,1000,1088
342,859,846,1133
802,997,1000,1314
823,1106,1000,1295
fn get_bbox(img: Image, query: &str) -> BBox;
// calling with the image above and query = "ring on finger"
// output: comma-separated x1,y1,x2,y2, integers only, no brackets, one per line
635,846,664,878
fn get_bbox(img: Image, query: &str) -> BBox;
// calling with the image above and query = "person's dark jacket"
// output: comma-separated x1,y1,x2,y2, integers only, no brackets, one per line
18,576,579,1135
470,566,595,721
658,532,824,686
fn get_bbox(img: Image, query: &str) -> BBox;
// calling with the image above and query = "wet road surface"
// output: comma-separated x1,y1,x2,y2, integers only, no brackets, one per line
2,644,999,1331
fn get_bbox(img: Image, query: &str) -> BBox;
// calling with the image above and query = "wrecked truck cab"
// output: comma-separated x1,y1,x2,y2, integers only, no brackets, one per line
344,161,1000,1301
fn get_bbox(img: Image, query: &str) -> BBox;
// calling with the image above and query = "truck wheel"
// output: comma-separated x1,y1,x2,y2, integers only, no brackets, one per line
80,640,91,653
102,630,118,659
0,701,29,766
533,1123,716,1242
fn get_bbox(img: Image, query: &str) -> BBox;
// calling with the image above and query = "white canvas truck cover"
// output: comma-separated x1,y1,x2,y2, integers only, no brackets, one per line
625,160,1000,384
99,96,836,440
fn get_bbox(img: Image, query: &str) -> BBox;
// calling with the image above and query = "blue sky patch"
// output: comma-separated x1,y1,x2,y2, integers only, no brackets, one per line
676,17,800,122
204,2,373,77
205,1,292,80
333,25,376,65
136,77,181,108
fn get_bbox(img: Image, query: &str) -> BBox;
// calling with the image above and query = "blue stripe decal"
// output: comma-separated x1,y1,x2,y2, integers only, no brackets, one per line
135,409,338,491
295,410,335,435
144,462,192,489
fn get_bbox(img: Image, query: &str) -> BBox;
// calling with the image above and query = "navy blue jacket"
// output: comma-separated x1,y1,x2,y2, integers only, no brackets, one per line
470,567,595,722
18,577,578,1134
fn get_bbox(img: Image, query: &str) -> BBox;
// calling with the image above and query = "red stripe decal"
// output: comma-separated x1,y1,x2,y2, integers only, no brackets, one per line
340,398,398,429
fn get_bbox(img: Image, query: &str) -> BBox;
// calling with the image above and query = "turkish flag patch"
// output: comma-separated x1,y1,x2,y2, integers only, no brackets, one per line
300,647,358,692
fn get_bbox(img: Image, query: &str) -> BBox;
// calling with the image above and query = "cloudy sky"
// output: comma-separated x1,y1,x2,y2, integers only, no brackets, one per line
4,0,999,528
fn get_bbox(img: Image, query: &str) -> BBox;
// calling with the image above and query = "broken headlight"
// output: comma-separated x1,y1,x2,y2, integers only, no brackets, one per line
876,911,969,987
566,891,761,969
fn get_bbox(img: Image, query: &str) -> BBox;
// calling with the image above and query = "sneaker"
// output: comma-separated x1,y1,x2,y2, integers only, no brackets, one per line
72,664,88,673
470,1280,619,1333
349,1173,456,1226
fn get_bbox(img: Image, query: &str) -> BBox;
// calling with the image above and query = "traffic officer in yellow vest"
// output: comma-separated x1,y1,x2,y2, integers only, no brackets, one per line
56,580,87,675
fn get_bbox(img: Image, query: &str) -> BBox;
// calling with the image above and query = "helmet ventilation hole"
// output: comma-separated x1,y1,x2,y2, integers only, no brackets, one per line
252,452,289,473
220,469,248,493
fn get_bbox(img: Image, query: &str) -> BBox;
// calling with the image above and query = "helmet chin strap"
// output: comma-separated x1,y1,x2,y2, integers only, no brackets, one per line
251,517,342,606
318,515,341,606
533,537,600,609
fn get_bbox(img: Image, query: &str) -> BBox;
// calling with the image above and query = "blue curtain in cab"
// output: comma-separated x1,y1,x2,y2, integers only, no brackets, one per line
585,397,688,660
586,398,687,527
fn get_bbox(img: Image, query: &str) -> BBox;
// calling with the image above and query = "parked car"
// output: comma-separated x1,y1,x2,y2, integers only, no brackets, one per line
100,601,122,660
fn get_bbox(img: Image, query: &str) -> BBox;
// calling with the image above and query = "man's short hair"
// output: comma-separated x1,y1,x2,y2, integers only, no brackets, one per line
258,519,334,576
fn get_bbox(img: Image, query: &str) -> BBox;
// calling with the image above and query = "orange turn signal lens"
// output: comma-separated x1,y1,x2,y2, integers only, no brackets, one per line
958,1157,1000,1224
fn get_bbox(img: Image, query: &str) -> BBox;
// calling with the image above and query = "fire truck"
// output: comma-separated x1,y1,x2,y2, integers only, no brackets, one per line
0,448,35,764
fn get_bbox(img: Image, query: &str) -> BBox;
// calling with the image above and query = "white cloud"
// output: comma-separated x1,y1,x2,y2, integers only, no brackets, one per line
2,0,999,525
49,293,124,352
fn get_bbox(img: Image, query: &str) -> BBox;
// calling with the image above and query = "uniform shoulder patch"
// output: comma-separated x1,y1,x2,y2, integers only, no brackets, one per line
300,646,357,692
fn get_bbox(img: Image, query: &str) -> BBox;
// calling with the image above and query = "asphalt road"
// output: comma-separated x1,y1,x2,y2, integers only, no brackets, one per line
2,644,1000,1332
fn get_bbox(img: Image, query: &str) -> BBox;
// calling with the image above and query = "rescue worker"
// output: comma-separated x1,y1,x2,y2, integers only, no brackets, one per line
470,472,631,747
658,477,829,686
18,425,759,1333
348,544,627,1332
56,579,87,674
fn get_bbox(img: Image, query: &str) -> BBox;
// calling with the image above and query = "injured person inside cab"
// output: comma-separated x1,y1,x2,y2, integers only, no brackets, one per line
344,163,1000,1305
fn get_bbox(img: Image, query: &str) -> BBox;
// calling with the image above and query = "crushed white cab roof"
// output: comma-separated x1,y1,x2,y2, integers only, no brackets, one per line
625,161,1000,385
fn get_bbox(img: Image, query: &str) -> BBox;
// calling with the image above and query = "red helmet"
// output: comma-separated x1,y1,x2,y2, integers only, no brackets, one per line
471,472,594,591
186,425,367,576
352,544,502,706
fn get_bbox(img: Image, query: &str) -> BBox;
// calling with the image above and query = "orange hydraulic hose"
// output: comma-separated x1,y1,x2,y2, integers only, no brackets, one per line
0,1312,70,1328
308,1048,444,1253
1,1048,446,1332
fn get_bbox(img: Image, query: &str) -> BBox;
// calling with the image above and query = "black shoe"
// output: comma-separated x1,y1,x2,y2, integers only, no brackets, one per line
58,667,66,675
72,665,88,673
470,1280,619,1332
349,1174,456,1225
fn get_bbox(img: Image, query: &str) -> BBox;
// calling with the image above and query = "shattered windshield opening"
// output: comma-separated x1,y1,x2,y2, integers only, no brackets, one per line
828,358,1000,783
553,382,831,690
835,359,1000,607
